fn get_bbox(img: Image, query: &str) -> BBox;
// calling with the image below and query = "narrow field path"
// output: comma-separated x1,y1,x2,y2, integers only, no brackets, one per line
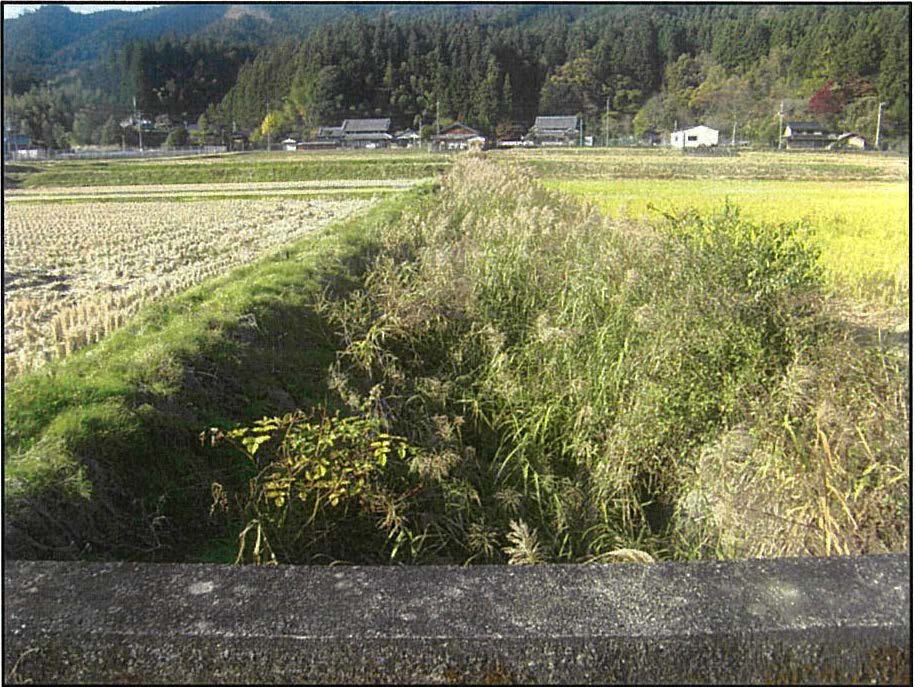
5,178,424,203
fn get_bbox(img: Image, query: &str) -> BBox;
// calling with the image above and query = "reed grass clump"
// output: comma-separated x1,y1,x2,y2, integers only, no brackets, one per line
222,157,907,564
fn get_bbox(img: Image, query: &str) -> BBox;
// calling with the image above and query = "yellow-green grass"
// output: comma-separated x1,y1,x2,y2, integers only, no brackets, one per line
546,178,909,309
5,149,452,189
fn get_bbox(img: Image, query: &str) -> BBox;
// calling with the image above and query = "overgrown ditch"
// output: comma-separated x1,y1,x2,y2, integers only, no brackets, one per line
4,158,908,565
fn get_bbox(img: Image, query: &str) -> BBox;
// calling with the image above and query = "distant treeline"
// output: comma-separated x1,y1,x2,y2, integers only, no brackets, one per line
209,4,910,144
4,4,910,149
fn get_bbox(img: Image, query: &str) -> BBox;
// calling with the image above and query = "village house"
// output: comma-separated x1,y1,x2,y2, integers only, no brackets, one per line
670,125,719,149
229,130,250,151
153,114,175,131
431,122,485,151
782,121,834,149
3,133,35,159
301,119,393,149
120,116,155,132
316,126,344,146
526,115,579,146
340,118,392,149
828,132,869,150
393,129,421,148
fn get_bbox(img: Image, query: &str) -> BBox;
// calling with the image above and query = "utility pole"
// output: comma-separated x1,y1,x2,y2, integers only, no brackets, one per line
605,95,610,147
436,99,441,136
4,118,16,158
579,114,583,147
874,101,886,151
731,119,737,147
266,99,271,152
778,100,784,151
134,97,143,153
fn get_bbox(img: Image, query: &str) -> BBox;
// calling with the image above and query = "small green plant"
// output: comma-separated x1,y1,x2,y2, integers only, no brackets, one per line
210,408,422,564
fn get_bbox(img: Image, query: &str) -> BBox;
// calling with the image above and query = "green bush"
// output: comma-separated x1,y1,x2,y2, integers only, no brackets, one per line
163,127,190,149
210,408,423,564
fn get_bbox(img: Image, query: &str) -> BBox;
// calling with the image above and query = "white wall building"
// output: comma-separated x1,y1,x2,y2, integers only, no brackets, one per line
670,125,719,149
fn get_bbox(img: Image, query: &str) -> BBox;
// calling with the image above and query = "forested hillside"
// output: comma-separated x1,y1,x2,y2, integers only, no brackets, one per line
3,3,910,149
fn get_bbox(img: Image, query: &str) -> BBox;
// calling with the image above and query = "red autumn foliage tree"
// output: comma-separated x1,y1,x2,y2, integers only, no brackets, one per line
808,81,846,117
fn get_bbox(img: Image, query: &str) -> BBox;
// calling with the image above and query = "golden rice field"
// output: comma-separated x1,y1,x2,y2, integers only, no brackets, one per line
545,177,909,308
3,197,370,379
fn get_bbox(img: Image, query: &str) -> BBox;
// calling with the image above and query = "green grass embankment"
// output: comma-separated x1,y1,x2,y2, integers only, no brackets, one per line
3,183,438,562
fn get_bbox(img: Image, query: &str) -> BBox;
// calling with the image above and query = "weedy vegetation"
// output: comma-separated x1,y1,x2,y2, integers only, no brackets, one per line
3,188,435,561
211,157,908,565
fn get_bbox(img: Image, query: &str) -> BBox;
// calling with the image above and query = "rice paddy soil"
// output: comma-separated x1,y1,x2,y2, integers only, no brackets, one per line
4,198,372,379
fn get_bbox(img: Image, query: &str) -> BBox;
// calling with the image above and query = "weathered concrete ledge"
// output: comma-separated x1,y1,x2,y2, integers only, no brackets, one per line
3,554,910,684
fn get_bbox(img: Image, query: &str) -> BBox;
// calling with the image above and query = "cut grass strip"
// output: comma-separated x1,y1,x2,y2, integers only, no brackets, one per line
6,177,423,197
6,189,403,204
8,152,452,189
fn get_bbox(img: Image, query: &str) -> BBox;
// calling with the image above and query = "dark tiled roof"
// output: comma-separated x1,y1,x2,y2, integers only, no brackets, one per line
341,118,391,133
787,121,825,132
434,122,481,139
533,115,579,131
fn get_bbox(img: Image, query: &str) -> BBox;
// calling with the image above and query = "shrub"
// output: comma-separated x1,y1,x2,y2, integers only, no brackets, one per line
163,127,190,149
210,407,423,564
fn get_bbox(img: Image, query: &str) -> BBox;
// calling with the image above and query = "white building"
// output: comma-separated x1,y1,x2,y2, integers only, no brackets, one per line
281,138,298,151
670,125,719,149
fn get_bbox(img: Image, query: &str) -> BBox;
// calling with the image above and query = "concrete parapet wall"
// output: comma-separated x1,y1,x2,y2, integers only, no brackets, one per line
3,554,910,684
